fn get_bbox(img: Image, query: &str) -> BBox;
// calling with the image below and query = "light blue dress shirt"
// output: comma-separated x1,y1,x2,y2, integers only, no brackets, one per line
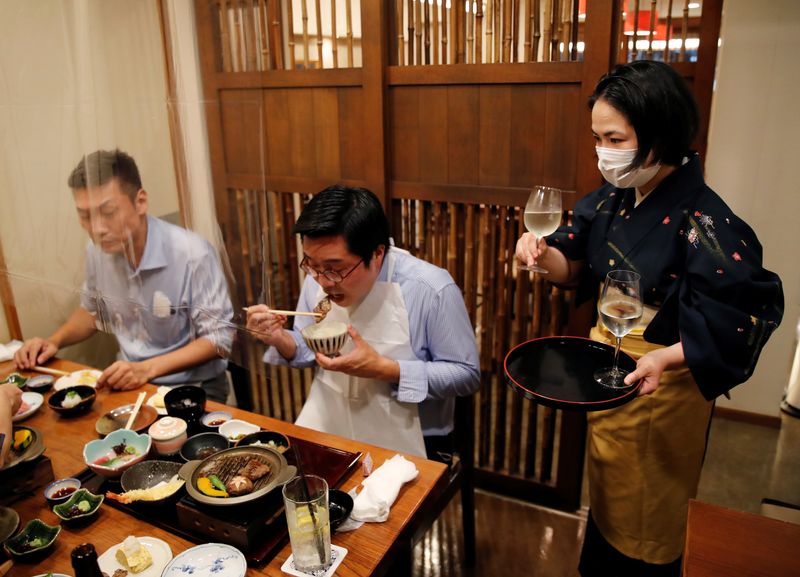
80,215,233,384
263,249,480,436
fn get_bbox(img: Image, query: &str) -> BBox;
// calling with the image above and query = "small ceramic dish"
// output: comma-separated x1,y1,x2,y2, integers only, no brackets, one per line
48,385,96,416
164,385,206,425
179,432,229,462
301,320,350,356
26,375,55,392
236,430,290,454
3,518,61,558
53,369,101,391
0,506,20,544
218,419,259,443
83,429,152,479
43,477,82,504
2,372,28,388
200,410,232,429
328,489,354,531
12,391,44,422
148,416,188,456
52,488,104,523
96,403,159,436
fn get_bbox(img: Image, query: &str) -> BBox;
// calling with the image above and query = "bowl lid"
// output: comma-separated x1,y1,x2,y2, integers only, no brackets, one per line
148,416,188,440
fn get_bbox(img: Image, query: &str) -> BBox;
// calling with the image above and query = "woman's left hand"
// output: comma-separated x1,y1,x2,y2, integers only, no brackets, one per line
624,342,686,396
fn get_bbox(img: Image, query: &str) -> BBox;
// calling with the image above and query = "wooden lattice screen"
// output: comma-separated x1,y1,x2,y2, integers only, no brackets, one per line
192,0,723,510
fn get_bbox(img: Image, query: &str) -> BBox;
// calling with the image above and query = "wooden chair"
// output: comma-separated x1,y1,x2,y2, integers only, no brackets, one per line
386,394,477,574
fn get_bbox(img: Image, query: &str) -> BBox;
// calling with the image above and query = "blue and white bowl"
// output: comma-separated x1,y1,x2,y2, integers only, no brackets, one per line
162,543,246,577
83,429,151,479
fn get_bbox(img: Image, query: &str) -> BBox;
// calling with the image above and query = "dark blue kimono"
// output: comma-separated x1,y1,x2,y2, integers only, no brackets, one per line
547,154,784,400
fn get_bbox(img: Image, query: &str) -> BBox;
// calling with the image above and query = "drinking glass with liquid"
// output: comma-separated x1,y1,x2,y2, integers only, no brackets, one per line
594,270,643,388
282,474,331,572
519,186,564,273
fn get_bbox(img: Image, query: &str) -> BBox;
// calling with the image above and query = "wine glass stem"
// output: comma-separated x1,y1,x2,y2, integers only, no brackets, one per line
612,336,622,374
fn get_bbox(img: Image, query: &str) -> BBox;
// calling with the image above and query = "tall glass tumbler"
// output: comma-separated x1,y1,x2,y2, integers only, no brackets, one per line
282,474,332,572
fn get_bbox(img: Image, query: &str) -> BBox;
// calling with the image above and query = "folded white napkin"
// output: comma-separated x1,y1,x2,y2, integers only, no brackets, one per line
351,454,419,522
0,340,22,363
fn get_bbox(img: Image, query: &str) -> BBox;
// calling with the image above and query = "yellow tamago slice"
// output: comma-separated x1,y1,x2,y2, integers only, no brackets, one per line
115,536,153,574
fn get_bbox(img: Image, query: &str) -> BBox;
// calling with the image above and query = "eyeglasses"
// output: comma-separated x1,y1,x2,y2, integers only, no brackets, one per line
300,256,363,283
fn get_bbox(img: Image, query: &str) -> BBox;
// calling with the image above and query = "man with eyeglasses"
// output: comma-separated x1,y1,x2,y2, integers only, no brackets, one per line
245,185,480,460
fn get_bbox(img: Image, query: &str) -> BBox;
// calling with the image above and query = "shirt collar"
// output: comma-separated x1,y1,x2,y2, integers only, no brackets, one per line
131,215,168,275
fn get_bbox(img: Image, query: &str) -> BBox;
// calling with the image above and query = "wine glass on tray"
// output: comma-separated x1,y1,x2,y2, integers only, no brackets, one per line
594,270,643,388
519,186,563,273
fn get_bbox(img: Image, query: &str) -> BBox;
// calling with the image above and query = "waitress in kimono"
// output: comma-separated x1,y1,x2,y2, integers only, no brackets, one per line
516,60,783,576
246,185,480,460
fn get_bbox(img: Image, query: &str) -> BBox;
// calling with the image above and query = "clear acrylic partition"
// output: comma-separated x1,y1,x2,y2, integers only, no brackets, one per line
0,1,297,410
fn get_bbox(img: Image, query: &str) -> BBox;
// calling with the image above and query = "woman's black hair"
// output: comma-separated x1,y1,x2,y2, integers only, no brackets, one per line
589,60,699,169
293,185,390,266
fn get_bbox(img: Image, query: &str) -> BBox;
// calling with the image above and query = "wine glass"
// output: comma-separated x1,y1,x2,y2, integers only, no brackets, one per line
594,270,643,388
519,186,563,273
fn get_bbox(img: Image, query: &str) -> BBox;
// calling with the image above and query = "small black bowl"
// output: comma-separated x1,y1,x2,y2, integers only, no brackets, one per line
329,489,354,531
164,385,206,425
120,460,184,505
164,385,206,424
48,385,96,416
179,432,229,462
26,375,54,393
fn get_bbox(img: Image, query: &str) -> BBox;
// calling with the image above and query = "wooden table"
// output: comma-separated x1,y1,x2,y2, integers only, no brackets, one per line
683,499,800,576
1,360,448,576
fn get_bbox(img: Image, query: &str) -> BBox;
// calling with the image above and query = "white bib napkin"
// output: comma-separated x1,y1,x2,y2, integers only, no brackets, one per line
351,455,419,522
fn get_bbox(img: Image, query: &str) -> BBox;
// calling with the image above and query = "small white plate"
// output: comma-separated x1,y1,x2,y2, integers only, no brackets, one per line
162,543,246,577
54,369,102,391
13,392,44,422
146,386,172,415
98,536,173,577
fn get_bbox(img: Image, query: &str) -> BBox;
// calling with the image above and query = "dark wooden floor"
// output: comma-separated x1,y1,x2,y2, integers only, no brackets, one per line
410,414,797,577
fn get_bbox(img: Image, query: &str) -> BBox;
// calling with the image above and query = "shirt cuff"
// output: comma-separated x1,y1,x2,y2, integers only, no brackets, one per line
396,359,428,403
262,330,316,368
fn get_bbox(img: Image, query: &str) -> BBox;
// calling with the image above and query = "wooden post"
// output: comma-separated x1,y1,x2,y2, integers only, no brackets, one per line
361,0,389,208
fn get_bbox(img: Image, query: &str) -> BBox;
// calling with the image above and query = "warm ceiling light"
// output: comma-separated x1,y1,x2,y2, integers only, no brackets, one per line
688,2,701,8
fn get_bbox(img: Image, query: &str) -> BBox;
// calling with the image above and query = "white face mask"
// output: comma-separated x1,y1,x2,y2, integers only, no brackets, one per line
596,146,661,189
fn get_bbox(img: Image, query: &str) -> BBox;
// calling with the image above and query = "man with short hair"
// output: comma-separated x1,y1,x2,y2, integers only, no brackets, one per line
14,149,233,402
246,185,480,459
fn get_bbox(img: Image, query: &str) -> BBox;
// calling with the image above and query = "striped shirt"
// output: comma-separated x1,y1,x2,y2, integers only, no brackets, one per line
263,248,480,436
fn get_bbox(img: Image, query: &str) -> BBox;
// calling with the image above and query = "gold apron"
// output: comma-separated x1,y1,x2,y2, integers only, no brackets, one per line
587,321,714,564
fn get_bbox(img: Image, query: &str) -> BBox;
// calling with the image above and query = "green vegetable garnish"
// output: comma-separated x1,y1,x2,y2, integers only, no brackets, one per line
208,474,227,492
66,390,79,399
77,500,91,512
125,445,137,455
28,537,44,548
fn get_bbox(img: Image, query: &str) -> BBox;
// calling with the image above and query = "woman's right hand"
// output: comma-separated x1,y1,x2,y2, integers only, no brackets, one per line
245,305,288,345
515,232,549,269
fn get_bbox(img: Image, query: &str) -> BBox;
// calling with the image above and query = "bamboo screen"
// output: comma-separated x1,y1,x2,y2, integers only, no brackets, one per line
224,184,584,494
213,0,363,71
392,0,583,65
616,0,706,63
391,198,582,486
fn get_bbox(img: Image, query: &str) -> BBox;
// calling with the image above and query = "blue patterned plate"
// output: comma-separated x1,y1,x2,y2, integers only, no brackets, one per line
162,543,247,577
